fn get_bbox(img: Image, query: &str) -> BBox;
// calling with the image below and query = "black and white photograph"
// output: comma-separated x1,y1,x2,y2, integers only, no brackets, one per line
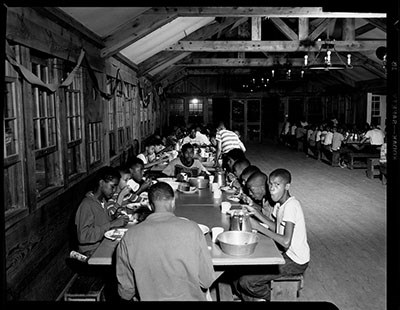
2,3,399,309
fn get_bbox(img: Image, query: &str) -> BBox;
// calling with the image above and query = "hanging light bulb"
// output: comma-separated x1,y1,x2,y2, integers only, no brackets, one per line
347,54,351,65
301,70,304,78
272,70,275,77
326,50,331,65
304,55,308,66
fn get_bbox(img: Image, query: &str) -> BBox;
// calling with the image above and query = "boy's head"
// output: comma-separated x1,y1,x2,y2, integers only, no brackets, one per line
148,182,175,212
116,166,131,190
188,127,197,139
180,143,195,165
246,171,268,201
268,168,292,203
127,158,145,183
144,139,156,155
153,138,165,153
232,158,251,179
226,148,246,170
94,166,120,200
240,165,261,185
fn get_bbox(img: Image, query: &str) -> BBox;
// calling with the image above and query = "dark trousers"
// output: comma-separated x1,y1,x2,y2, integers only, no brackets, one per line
231,252,308,301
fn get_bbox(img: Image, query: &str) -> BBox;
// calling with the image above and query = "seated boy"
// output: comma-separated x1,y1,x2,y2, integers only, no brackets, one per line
229,158,251,191
232,168,310,301
161,143,210,179
238,165,261,195
75,166,129,256
127,158,153,195
239,171,273,217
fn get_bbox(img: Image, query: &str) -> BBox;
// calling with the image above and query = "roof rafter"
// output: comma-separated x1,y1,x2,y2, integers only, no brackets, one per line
101,12,178,58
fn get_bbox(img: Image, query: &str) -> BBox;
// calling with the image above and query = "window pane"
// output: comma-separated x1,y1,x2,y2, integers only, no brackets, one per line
89,122,102,164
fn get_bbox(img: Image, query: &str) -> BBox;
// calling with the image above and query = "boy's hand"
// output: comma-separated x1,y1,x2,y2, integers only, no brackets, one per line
119,186,132,198
110,215,129,228
141,178,152,190
249,217,262,231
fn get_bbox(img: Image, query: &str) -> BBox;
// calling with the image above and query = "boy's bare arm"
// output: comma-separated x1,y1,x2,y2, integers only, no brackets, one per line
244,204,276,231
250,218,295,250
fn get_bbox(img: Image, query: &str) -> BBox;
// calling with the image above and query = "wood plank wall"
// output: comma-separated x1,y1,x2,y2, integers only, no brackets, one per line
4,7,147,301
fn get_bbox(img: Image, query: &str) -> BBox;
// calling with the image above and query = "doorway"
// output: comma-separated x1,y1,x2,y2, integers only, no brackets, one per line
230,99,262,143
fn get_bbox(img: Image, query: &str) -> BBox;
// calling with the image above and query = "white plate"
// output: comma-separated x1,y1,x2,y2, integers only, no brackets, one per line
220,186,236,193
177,187,198,194
198,224,210,235
104,228,128,241
227,195,240,202
157,177,177,182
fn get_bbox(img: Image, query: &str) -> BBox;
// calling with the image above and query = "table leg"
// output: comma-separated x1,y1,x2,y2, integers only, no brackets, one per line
209,271,234,301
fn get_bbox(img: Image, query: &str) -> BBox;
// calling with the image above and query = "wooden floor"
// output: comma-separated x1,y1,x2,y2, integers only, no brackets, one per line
244,141,386,310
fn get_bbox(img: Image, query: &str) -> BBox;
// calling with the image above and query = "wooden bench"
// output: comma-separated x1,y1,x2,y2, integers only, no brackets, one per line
347,152,380,170
63,273,105,301
271,274,304,301
366,158,381,179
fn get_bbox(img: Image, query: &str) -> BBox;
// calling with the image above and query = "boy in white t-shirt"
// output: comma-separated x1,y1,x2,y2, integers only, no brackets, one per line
232,168,310,301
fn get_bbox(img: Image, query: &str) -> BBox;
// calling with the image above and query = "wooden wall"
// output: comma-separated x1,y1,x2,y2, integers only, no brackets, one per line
4,7,160,300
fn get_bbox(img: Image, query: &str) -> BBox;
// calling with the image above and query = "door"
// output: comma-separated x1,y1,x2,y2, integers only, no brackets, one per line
230,99,262,142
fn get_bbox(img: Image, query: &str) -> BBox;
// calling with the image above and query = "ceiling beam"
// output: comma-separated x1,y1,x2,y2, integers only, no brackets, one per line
308,18,336,41
176,57,367,67
298,18,309,41
355,23,376,37
139,17,246,75
166,40,385,52
148,53,191,76
351,52,386,79
269,18,298,40
251,17,262,40
342,18,355,41
364,18,387,32
145,7,386,18
101,12,178,58
176,58,305,67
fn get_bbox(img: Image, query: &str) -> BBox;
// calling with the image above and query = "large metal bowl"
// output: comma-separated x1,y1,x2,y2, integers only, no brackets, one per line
217,231,259,256
188,177,209,189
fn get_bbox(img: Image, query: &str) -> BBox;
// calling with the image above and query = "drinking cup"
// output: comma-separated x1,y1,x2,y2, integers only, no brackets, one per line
211,227,224,243
221,201,231,213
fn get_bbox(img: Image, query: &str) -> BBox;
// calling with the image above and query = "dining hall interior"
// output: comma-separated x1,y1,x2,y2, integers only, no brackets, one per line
2,4,399,309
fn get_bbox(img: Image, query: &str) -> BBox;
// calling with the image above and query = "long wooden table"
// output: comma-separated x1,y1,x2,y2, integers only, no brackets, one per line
87,186,284,300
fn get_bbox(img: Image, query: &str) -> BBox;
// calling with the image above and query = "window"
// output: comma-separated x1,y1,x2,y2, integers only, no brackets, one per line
88,122,102,165
116,83,125,149
31,55,61,194
4,73,26,214
371,95,381,126
169,98,185,126
107,77,116,157
63,63,84,177
188,98,203,125
125,82,132,143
